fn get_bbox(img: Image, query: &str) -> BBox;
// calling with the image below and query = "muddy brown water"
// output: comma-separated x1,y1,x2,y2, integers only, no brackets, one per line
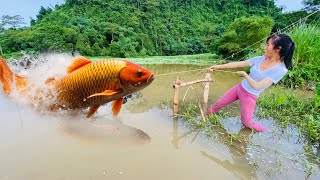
0,55,319,180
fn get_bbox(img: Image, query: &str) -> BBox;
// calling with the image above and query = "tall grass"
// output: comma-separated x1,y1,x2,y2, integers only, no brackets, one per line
284,23,320,89
289,23,320,67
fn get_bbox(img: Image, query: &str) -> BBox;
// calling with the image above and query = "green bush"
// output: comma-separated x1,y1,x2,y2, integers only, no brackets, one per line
215,16,274,59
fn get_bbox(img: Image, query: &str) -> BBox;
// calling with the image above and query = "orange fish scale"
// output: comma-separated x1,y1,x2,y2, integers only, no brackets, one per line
55,60,127,109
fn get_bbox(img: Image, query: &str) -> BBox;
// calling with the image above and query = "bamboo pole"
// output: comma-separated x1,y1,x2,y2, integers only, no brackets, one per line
191,86,206,122
173,74,213,121
173,77,181,116
173,79,213,88
203,73,211,110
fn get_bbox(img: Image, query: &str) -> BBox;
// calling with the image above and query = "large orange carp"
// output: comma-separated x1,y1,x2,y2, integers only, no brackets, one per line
0,56,154,118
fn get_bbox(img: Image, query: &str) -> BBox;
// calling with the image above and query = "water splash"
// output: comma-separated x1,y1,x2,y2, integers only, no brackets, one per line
8,53,77,113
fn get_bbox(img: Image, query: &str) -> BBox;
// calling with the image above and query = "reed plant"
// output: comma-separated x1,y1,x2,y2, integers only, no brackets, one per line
284,23,320,89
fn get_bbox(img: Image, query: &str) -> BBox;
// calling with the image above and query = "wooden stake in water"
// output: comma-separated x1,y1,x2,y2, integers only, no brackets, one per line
191,86,206,122
203,73,211,111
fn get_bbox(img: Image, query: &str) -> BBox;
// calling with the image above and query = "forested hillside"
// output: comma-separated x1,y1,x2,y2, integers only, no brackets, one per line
0,0,284,57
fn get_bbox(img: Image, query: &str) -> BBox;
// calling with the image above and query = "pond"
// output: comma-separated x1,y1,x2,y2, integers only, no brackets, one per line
0,54,319,180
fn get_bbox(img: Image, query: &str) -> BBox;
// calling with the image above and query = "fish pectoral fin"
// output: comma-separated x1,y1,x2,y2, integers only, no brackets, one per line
87,105,101,118
87,90,120,98
112,98,124,117
67,56,92,73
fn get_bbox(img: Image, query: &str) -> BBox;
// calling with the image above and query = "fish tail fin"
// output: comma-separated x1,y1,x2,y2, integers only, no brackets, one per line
0,57,28,95
0,57,14,94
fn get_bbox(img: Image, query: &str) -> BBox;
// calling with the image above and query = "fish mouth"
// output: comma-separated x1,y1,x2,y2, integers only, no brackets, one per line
147,74,154,83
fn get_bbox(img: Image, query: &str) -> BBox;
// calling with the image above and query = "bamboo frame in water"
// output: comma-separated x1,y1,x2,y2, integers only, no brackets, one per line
173,73,212,122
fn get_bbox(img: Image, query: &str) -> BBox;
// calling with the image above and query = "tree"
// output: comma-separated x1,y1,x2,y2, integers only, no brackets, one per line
36,6,53,21
30,18,36,26
63,28,78,56
1,15,25,29
0,23,4,33
215,16,274,59
303,0,320,9
66,0,80,6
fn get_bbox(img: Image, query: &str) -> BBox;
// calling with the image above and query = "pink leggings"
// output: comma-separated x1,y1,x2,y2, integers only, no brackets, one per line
205,83,267,132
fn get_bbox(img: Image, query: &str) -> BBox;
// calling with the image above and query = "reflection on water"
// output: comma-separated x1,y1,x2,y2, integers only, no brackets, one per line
200,128,257,180
172,115,257,179
0,56,319,179
59,116,151,145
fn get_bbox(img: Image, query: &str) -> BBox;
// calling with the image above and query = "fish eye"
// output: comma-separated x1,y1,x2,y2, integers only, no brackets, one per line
137,70,143,78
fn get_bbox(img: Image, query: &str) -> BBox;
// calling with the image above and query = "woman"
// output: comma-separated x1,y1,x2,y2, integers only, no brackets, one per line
206,34,295,132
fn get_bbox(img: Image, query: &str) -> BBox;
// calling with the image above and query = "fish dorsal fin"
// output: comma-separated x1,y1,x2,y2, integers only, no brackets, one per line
112,98,124,117
67,57,92,74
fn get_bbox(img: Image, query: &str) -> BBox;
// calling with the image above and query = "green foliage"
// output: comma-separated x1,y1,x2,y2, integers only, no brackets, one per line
2,52,23,59
281,23,320,89
273,10,320,32
0,0,282,57
36,6,53,21
0,24,4,34
215,16,274,59
303,0,320,10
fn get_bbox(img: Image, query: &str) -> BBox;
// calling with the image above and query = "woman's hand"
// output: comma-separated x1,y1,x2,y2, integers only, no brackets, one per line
236,71,248,77
208,65,219,71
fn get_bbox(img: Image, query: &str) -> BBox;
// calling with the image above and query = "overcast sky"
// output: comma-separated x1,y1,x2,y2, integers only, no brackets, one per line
275,0,305,12
0,0,64,25
0,0,305,26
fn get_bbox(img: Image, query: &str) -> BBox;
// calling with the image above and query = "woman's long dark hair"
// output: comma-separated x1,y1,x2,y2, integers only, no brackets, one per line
267,34,295,70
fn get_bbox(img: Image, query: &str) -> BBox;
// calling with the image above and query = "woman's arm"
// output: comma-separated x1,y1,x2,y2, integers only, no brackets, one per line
208,61,249,71
236,71,273,90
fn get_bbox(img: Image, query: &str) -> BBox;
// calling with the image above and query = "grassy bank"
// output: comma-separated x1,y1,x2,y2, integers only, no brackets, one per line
257,86,319,145
88,53,221,65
